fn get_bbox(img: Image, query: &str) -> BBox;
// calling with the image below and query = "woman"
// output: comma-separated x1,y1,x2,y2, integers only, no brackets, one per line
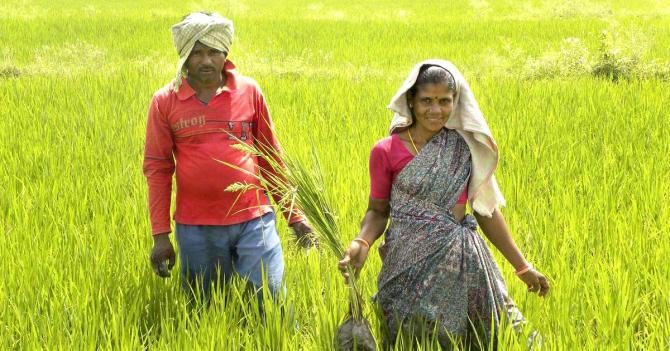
338,60,550,349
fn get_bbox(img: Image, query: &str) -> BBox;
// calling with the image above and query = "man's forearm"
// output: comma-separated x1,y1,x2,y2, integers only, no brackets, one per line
153,232,171,241
145,174,173,235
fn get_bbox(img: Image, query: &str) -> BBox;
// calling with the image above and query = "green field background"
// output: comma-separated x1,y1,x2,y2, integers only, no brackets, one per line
1,1,669,349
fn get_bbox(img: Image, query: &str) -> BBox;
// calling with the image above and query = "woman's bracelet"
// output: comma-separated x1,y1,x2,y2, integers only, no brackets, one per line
514,264,533,276
353,237,370,249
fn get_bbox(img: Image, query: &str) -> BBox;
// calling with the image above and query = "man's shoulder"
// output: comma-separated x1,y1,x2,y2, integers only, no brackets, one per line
152,81,177,100
147,81,181,115
233,73,262,93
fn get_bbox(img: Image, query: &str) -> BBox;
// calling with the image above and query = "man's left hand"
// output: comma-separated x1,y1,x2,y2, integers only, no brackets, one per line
290,221,316,248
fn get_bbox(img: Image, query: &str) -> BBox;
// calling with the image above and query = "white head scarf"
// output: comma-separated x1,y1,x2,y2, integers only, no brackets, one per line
388,59,505,217
171,12,234,92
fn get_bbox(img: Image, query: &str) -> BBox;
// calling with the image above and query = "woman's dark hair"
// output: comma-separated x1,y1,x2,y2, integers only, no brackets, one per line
406,65,457,100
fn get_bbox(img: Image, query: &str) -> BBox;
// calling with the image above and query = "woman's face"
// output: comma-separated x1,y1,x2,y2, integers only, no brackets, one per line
409,82,455,133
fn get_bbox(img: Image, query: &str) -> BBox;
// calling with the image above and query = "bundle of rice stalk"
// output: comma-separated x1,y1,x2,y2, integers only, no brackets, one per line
219,137,376,351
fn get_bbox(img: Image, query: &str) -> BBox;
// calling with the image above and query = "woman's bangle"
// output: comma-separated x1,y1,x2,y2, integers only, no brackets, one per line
515,264,533,276
353,238,370,249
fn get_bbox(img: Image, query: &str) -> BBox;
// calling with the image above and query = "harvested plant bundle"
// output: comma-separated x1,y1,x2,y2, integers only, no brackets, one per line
220,139,376,351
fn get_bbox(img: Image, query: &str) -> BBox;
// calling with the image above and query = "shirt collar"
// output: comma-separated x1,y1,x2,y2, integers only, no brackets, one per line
176,60,238,101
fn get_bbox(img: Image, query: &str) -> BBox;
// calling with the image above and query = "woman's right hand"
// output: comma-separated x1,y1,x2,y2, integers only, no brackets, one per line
338,240,370,283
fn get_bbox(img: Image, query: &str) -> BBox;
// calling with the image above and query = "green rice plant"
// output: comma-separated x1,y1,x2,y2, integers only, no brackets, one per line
591,28,670,81
1,1,669,349
219,136,376,350
523,37,591,79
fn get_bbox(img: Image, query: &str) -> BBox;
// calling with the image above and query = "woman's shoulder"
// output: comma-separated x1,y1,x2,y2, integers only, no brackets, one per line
445,128,472,155
446,128,467,143
370,135,399,164
372,134,395,152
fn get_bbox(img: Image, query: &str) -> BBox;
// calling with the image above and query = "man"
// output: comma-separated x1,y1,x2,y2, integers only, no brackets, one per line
143,12,313,302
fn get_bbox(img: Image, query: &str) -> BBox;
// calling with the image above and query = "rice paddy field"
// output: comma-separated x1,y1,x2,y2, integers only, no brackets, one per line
1,0,669,349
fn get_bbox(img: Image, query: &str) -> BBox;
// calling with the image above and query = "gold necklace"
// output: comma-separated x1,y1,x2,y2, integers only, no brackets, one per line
407,129,419,154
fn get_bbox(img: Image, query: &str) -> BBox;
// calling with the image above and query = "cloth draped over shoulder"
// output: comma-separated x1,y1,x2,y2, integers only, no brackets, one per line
387,59,505,217
375,128,525,346
170,12,234,92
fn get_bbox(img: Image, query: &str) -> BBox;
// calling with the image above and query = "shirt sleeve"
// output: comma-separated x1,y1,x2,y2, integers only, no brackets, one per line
369,141,392,200
142,95,175,235
252,86,305,225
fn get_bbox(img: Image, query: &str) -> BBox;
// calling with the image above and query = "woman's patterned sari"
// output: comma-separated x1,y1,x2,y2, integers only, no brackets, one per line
376,128,526,349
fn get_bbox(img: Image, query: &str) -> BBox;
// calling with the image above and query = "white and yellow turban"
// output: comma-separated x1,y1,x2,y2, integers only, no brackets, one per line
171,12,234,92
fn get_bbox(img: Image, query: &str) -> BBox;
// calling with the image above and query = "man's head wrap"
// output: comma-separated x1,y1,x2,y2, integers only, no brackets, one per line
171,12,234,92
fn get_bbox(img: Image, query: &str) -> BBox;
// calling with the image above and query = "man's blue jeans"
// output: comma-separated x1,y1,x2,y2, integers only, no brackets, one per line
175,212,284,305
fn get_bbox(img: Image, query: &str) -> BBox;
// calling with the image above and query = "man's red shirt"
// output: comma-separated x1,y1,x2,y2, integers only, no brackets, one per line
143,61,300,235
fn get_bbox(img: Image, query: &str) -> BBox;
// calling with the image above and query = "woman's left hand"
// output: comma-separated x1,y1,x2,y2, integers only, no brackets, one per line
518,269,550,298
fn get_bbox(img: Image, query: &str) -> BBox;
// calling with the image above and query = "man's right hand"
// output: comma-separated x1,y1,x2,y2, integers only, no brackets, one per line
150,233,176,278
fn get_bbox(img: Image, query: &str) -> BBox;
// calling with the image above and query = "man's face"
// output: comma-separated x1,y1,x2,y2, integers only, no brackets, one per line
185,41,227,82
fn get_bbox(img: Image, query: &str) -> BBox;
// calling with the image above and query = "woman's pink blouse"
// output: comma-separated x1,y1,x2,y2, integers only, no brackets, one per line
369,133,468,203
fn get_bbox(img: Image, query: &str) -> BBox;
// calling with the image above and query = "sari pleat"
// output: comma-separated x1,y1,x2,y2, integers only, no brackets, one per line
375,128,526,349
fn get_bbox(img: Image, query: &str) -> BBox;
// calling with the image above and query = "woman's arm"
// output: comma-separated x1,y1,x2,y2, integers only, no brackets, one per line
475,208,550,297
474,208,527,270
338,198,390,280
358,198,391,245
